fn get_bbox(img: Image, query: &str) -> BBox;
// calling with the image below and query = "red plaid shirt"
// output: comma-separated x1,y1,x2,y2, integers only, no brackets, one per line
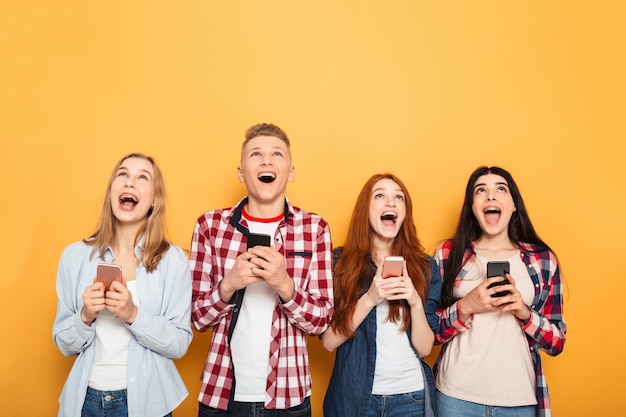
190,197,333,410
433,240,566,417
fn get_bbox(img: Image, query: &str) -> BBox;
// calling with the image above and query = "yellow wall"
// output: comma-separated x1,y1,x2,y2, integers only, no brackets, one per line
1,1,624,415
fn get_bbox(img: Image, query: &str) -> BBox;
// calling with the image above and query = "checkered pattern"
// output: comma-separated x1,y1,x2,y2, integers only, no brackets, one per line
190,197,333,410
433,240,566,417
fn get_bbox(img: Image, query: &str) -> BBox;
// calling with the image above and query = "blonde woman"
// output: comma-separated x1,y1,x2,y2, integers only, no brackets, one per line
53,153,192,417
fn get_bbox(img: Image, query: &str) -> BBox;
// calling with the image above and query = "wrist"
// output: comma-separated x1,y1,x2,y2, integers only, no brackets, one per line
457,298,471,322
80,308,95,326
277,277,295,303
519,308,532,325
218,278,235,303
126,306,138,325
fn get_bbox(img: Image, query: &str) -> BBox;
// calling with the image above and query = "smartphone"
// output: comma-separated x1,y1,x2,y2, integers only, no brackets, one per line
247,233,271,249
382,256,404,278
487,261,510,297
96,263,123,291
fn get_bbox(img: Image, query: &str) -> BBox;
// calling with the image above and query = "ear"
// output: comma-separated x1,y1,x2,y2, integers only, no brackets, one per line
288,165,295,182
237,166,244,183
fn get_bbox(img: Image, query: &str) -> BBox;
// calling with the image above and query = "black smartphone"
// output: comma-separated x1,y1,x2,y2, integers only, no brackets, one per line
487,261,510,297
247,233,271,249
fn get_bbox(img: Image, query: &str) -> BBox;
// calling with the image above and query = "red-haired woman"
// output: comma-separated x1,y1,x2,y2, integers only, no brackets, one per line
321,173,441,417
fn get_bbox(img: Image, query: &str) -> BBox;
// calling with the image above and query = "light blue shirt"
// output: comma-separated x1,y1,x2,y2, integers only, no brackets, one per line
52,239,192,417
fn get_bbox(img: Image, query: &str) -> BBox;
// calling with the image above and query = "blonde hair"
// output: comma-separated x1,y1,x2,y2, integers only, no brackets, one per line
84,153,170,272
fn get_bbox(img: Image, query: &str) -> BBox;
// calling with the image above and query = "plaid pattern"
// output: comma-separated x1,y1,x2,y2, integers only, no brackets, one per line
433,240,566,417
190,197,333,410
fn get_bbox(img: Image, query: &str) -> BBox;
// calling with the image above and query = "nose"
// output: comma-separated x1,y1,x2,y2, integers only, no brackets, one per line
486,191,496,201
385,197,396,207
260,155,273,166
124,177,135,188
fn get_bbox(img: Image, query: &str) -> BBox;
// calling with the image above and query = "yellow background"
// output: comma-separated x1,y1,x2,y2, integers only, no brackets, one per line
1,1,624,415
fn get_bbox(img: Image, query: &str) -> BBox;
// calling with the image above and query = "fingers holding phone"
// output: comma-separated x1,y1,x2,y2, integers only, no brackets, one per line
81,280,107,325
104,276,138,323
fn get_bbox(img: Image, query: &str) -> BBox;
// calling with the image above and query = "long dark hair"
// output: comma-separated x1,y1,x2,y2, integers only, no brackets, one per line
332,173,431,336
441,166,551,307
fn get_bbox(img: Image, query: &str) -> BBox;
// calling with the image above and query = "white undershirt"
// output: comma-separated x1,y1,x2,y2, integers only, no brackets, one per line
89,280,139,391
231,221,279,402
436,253,537,406
372,300,424,395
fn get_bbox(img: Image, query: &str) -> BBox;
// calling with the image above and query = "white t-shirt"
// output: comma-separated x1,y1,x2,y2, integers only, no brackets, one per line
372,300,424,395
231,220,279,402
89,280,139,390
436,253,537,406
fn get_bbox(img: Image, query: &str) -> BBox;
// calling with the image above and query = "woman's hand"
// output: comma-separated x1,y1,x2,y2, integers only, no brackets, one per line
105,277,138,324
363,263,389,306
81,279,106,325
384,262,423,308
494,274,532,322
457,277,505,320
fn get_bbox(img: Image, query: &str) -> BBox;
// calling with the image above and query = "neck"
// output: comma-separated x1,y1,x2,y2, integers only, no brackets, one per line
474,234,518,258
371,236,393,265
112,225,140,257
245,197,285,219
474,233,514,250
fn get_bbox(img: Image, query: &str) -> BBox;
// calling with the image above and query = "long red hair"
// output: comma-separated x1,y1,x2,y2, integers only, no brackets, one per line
331,173,431,336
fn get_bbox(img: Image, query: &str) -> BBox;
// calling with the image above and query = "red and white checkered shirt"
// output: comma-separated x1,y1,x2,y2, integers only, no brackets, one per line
190,197,333,410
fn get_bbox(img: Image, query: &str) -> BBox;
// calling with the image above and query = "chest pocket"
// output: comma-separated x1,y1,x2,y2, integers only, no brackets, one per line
286,251,313,284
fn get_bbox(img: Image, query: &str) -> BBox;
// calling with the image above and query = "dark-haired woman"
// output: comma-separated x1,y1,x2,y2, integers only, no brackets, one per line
321,173,441,417
53,153,192,417
434,166,566,417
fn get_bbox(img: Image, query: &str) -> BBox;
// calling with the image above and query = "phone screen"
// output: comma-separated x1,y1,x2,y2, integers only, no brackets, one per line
487,261,510,297
247,233,271,249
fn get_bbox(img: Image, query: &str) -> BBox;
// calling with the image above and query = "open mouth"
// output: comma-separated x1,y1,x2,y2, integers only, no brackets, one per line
258,173,276,183
484,206,501,224
381,211,398,225
120,193,138,209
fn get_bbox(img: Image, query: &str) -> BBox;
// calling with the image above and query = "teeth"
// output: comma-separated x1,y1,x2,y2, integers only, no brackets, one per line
381,212,397,221
258,173,276,183
120,194,138,203
484,207,500,214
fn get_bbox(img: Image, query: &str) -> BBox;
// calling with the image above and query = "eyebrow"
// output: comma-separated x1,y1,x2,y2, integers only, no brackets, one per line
473,181,508,189
246,145,287,153
117,167,153,177
372,187,404,194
